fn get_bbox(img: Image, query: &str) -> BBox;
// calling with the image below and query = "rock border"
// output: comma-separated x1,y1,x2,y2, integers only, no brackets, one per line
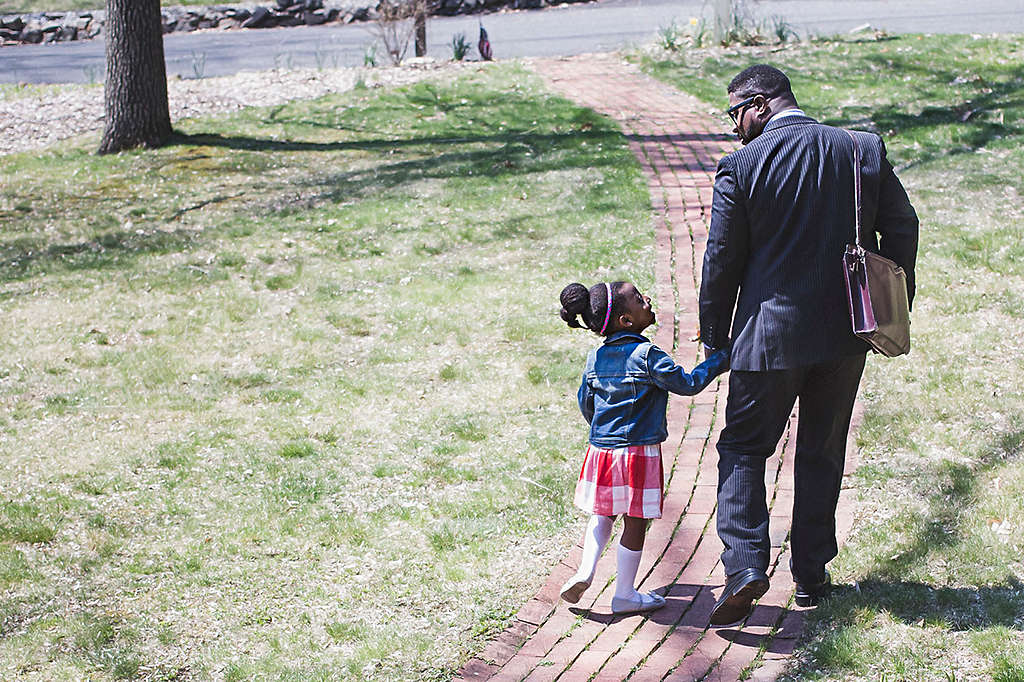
0,0,592,47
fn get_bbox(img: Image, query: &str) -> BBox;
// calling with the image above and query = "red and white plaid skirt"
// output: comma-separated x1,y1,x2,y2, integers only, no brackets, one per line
573,443,664,519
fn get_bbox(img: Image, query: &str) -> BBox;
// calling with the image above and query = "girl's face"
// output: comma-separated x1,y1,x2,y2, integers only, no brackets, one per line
615,283,655,333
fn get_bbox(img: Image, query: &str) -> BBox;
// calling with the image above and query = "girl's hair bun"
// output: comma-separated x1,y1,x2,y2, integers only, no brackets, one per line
560,282,590,329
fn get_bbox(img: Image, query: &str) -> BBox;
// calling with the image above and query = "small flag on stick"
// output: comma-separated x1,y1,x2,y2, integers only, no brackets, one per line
478,22,493,61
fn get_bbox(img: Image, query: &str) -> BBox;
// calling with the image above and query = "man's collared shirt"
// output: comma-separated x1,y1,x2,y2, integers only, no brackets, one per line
769,107,806,122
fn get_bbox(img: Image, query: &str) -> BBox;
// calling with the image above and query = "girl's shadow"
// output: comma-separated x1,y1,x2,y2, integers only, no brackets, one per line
569,581,793,651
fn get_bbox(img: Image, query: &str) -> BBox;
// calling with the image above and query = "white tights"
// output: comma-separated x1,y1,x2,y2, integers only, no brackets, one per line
573,514,647,600
574,514,613,583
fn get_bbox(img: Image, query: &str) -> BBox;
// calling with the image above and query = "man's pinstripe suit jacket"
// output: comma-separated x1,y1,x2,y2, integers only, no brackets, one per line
699,114,919,372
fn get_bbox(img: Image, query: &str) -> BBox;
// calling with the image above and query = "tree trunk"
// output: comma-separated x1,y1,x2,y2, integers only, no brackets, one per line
98,0,171,155
414,11,426,57
712,0,732,43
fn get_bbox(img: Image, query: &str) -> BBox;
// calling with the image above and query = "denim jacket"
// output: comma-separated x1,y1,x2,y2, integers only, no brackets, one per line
578,331,730,448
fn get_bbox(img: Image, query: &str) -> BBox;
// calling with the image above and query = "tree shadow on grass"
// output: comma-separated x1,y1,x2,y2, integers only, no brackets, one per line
0,227,198,288
168,126,736,209
0,128,618,285
826,578,1024,631
786,420,1024,678
823,60,1024,170
166,129,625,214
2,122,733,285
786,578,1024,679
864,419,1024,584
169,128,736,155
167,128,619,156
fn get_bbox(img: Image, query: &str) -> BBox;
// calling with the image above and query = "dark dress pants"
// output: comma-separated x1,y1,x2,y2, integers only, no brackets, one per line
716,352,866,584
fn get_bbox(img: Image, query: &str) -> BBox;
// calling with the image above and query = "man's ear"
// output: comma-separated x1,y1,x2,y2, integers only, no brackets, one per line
754,94,771,118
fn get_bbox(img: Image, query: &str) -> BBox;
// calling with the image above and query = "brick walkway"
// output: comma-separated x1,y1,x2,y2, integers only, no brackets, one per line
455,55,862,682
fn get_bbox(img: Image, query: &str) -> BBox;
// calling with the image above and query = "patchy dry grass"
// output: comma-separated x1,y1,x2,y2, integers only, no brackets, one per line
638,33,1024,680
0,64,652,680
0,82,97,103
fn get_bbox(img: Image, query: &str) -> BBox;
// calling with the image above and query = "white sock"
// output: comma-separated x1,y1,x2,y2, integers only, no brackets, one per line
575,515,613,583
614,544,644,600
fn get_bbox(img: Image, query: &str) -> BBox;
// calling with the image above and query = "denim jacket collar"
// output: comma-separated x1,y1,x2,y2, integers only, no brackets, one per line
603,330,649,346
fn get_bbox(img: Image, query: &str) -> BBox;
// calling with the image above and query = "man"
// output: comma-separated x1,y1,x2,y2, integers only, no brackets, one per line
699,65,918,626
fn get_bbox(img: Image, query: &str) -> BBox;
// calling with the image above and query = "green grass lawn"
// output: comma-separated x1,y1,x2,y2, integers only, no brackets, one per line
0,65,652,680
637,33,1024,681
5,30,1023,682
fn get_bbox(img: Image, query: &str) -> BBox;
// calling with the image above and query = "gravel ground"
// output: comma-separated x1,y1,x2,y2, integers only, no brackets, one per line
0,59,483,155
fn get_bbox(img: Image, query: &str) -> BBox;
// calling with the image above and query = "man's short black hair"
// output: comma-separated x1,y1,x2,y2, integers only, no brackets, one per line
728,65,794,100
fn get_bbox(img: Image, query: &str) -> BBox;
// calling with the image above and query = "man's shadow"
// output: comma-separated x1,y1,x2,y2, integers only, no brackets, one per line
568,580,792,653
568,574,1024,662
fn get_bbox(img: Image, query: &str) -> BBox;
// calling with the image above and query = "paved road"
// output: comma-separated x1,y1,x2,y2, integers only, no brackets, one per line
2,0,1023,83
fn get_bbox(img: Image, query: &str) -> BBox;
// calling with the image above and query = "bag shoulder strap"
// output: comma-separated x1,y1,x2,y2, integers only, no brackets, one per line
843,129,863,249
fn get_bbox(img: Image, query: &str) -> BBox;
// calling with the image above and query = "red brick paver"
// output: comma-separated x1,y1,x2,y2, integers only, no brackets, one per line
456,54,863,682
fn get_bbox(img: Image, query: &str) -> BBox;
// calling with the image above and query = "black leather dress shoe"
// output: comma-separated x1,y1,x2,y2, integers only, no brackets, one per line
794,570,831,607
709,567,770,626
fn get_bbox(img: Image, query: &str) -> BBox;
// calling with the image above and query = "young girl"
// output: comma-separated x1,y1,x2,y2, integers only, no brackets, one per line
558,281,729,614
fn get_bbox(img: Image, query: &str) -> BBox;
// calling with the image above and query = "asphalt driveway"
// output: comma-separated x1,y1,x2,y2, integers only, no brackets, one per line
1,0,1022,83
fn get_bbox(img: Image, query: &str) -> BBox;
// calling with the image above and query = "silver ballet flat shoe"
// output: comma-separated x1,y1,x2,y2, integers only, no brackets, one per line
611,591,666,615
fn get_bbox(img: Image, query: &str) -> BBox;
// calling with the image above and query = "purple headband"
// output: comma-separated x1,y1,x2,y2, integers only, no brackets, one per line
598,282,613,335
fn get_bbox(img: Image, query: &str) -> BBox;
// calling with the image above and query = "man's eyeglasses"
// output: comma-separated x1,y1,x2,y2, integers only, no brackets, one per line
726,96,759,123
